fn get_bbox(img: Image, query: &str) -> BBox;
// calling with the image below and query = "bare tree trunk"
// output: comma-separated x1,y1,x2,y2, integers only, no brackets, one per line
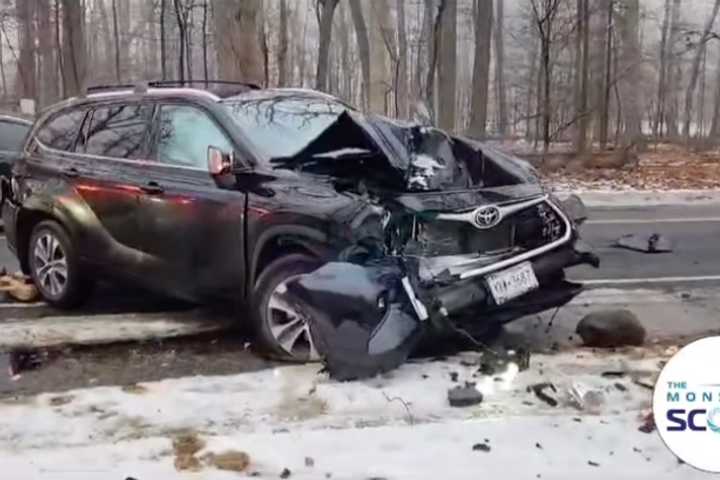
174,0,186,82
368,0,392,114
494,0,507,136
598,0,613,149
682,0,720,139
38,0,57,106
576,0,590,154
437,0,456,131
710,54,720,137
348,0,370,110
414,0,433,105
526,22,539,141
160,0,167,80
617,0,643,151
212,0,265,85
665,0,682,136
315,0,340,92
112,0,121,82
17,0,37,100
336,3,351,100
298,4,310,87
202,0,208,84
655,0,671,137
396,0,408,118
278,0,289,87
0,18,5,98
425,0,445,120
55,0,64,96
61,0,87,96
468,0,492,138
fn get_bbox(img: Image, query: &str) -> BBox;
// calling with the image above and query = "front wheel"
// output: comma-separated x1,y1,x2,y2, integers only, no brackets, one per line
250,253,323,362
28,220,91,308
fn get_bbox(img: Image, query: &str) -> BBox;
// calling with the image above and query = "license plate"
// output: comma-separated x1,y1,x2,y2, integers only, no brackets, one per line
486,262,539,305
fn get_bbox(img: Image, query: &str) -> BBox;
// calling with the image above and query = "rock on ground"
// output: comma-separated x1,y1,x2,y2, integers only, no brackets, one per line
575,310,646,348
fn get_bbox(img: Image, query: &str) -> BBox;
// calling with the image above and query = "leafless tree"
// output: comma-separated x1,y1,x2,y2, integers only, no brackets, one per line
468,0,493,138
315,0,339,92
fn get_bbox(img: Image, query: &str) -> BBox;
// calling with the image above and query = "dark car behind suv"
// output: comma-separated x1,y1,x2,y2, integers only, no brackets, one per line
1,81,597,361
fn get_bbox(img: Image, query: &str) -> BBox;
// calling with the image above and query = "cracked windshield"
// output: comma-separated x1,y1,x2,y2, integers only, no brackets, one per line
1,0,719,478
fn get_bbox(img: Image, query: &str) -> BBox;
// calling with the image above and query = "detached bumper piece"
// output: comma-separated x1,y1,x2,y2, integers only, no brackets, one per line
286,235,598,381
285,260,425,381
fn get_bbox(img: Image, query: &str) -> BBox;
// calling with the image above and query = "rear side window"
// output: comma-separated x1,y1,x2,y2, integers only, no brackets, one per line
80,103,153,159
36,108,86,151
0,121,31,152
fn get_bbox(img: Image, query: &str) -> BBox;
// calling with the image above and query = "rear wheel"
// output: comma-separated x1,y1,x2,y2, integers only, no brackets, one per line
28,220,91,308
251,253,323,362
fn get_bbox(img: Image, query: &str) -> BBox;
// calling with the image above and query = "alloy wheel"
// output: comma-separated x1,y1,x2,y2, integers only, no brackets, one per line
266,281,319,361
32,232,68,298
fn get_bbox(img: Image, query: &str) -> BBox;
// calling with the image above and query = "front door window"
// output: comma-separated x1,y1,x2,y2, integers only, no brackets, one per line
156,105,233,169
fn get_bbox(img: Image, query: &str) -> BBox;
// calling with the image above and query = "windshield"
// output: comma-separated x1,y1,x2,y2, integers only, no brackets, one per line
0,121,30,152
223,96,346,159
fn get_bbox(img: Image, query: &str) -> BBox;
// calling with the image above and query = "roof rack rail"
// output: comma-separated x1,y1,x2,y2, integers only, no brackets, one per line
85,84,136,94
147,80,262,90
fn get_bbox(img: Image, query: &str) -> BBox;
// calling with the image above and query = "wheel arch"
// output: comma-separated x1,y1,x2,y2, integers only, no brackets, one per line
248,225,339,298
15,207,73,274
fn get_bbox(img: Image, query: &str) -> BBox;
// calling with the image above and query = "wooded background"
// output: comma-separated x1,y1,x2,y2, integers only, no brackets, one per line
1,0,720,159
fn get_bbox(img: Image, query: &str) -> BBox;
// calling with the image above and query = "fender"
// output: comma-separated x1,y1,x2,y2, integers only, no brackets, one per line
248,224,341,296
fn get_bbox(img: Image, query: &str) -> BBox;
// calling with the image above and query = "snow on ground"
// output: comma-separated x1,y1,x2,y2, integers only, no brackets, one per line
0,346,696,479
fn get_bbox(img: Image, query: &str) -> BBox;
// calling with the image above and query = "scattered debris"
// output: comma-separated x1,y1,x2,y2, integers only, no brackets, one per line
305,457,315,468
448,382,484,407
280,467,292,478
121,384,148,395
576,310,646,347
203,451,250,472
614,382,627,392
529,382,558,407
601,371,626,378
614,233,673,254
172,432,206,472
632,378,655,390
8,349,47,377
0,271,39,302
449,371,459,382
472,443,491,452
535,442,543,450
638,412,656,434
48,395,74,406
587,461,600,467
567,382,605,411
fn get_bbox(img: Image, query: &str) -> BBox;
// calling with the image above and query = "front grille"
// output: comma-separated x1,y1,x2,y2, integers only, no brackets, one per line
404,201,567,257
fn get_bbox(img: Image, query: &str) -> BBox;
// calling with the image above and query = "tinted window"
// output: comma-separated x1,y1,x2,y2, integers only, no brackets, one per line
81,104,152,159
156,105,233,169
0,121,31,152
37,109,85,151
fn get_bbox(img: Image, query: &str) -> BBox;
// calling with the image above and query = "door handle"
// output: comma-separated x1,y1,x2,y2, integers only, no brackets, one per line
142,181,164,195
62,167,79,178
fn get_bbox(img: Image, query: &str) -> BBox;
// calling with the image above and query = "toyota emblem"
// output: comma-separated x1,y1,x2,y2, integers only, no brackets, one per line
473,206,501,229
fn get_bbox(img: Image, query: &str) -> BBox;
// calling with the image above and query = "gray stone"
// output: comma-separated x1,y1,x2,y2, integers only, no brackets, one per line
576,310,646,348
448,383,483,407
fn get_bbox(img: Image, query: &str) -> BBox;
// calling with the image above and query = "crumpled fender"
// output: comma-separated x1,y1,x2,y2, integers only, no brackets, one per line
285,260,424,380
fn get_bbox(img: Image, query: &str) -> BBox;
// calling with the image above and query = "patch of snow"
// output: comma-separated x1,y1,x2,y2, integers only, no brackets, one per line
554,188,720,207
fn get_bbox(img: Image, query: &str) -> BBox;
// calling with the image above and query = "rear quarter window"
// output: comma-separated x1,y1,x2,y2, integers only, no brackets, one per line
36,108,86,151
0,121,31,152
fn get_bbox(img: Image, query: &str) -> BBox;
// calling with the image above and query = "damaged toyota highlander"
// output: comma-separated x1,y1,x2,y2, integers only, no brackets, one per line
0,81,598,378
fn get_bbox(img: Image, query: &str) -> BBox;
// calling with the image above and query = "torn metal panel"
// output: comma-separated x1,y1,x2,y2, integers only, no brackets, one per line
284,261,425,381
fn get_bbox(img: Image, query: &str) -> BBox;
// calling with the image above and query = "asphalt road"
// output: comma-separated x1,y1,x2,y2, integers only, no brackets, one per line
2,204,719,286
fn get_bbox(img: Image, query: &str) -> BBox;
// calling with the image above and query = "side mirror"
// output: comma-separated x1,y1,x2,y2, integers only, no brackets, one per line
207,146,232,176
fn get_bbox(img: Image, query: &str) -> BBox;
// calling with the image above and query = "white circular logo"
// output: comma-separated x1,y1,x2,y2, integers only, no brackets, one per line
654,336,720,472
473,206,501,229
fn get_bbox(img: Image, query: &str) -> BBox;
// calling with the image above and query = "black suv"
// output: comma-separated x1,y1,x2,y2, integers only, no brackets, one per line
1,81,597,361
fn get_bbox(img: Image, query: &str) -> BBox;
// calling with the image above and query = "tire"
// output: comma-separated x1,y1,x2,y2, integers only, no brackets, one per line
28,220,91,309
250,253,322,362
